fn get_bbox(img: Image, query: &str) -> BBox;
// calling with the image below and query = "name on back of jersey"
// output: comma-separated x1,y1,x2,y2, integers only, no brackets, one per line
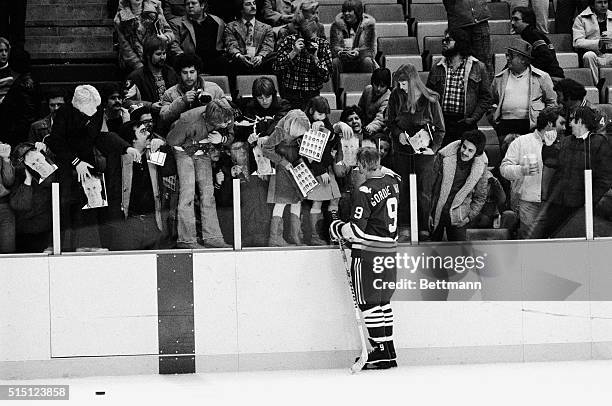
362,183,400,207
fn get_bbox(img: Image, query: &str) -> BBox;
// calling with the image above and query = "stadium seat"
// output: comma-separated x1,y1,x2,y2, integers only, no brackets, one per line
324,21,409,38
203,76,231,99
365,4,406,22
482,127,499,148
329,109,342,124
320,80,337,109
485,143,502,169
600,68,612,103
339,73,372,107
490,34,520,55
319,5,339,24
385,55,423,72
377,37,422,71
408,3,446,21
488,1,510,20
236,75,279,99
564,67,595,86
548,33,573,51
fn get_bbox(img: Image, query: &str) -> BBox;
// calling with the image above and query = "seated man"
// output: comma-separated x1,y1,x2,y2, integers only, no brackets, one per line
430,130,489,241
169,0,230,75
101,83,131,134
224,0,275,75
329,0,376,89
276,0,325,44
262,0,298,27
162,0,186,21
357,67,391,136
28,90,65,144
159,53,226,128
573,0,612,87
166,98,234,248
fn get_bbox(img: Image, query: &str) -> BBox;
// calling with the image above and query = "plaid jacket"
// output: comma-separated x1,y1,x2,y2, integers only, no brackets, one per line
224,19,275,59
274,34,333,91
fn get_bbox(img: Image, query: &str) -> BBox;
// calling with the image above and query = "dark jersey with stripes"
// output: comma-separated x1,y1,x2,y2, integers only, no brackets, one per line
350,174,400,244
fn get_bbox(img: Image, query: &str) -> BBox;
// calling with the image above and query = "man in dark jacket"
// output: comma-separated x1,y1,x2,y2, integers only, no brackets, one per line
443,0,493,76
512,6,564,80
426,28,492,147
45,85,140,251
532,106,612,238
124,36,179,120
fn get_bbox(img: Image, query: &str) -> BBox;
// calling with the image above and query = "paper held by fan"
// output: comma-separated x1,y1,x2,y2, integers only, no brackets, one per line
252,145,275,175
81,173,109,210
299,128,330,162
148,151,167,166
407,127,434,155
289,162,318,197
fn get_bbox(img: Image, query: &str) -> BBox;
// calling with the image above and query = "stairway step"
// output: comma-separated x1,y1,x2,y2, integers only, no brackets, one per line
25,36,112,54
29,51,117,62
27,4,107,21
26,26,112,37
39,81,119,97
31,63,120,82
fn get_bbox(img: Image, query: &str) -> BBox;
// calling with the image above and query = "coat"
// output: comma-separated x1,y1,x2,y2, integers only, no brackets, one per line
0,73,40,147
329,13,376,59
121,153,163,230
262,0,300,26
572,7,612,52
500,131,544,203
426,56,492,123
169,14,225,57
430,140,489,229
443,0,491,29
490,66,556,130
125,63,179,107
114,0,175,71
159,75,225,126
224,19,275,60
358,85,390,133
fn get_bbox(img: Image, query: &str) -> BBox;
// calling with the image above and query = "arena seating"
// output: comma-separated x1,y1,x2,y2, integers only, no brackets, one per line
339,72,372,108
236,75,280,100
377,37,422,72
203,76,233,99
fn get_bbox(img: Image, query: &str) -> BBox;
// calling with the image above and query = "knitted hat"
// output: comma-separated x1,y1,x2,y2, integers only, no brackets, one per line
507,38,533,59
72,85,101,117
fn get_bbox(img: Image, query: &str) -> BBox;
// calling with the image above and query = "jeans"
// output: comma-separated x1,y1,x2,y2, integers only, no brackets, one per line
583,52,612,87
175,150,225,244
518,199,543,239
0,202,15,253
466,22,493,79
555,0,589,34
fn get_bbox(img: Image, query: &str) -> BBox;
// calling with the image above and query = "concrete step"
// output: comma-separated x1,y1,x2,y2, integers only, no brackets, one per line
26,26,112,37
39,81,118,97
27,4,107,22
30,63,120,83
25,36,113,54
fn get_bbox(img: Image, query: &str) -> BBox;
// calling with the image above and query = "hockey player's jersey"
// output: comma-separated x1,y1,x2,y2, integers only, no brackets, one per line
331,174,400,254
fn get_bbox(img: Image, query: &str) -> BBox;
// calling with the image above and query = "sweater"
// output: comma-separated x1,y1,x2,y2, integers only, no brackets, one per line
329,13,376,59
500,131,544,203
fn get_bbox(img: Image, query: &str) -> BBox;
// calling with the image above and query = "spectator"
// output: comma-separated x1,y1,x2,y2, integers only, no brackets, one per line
430,129,488,241
239,76,291,142
261,109,311,246
162,0,186,20
510,1,549,33
124,36,179,120
557,0,590,34
276,0,325,45
573,0,612,87
0,141,14,253
101,83,131,134
443,0,493,76
114,0,175,73
532,106,612,238
512,7,564,80
0,0,26,49
554,78,610,135
274,19,333,109
0,37,13,104
169,0,231,75
9,143,55,253
224,0,275,75
112,118,170,250
166,98,234,248
468,170,507,229
159,53,225,127
426,28,492,147
45,85,140,251
329,0,376,90
386,63,445,241
339,105,365,141
358,67,391,136
500,106,565,238
28,91,66,144
0,48,40,147
490,38,556,144
262,0,298,27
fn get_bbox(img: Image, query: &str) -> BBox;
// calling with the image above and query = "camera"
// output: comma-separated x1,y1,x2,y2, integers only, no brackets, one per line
195,89,212,106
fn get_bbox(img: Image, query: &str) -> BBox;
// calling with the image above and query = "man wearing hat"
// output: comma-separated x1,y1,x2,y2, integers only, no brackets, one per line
490,37,556,145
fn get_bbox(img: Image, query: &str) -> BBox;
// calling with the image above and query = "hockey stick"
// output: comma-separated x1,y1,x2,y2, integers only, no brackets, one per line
337,237,369,373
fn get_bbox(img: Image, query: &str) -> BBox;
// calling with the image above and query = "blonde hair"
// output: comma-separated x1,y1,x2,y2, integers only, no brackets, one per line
392,64,438,114
279,109,310,139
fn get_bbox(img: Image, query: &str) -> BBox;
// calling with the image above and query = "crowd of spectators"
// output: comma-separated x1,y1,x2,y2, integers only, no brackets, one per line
1,0,612,253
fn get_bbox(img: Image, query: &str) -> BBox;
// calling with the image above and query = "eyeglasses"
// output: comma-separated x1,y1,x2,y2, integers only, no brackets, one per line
511,16,522,21
441,37,453,43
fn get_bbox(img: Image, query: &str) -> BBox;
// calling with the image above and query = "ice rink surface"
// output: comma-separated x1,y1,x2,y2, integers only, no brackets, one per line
4,359,612,405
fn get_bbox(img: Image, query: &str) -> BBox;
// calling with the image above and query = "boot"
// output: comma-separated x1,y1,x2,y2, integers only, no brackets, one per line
268,216,291,247
309,212,327,246
286,213,305,246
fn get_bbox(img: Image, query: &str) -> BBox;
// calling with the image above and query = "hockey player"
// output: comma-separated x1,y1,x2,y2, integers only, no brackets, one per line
329,147,399,370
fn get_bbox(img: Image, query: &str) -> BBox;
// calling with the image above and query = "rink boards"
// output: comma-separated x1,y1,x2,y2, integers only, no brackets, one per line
3,239,612,379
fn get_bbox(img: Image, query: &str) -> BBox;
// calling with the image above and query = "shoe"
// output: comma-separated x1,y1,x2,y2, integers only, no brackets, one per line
201,238,231,248
397,227,411,243
309,212,327,246
268,216,292,246
176,241,207,249
286,213,305,246
354,341,394,370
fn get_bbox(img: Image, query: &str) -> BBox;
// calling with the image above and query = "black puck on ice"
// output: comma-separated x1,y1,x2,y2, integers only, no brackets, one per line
96,391,106,395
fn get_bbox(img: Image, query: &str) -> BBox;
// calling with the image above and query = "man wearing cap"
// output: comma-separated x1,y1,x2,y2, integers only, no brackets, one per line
573,0,612,87
490,38,556,144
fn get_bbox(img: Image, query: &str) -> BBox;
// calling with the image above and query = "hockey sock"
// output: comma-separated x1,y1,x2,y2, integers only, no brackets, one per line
381,302,394,340
359,304,386,344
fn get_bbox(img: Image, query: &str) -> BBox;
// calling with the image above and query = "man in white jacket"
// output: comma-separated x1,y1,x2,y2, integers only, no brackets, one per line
500,106,565,238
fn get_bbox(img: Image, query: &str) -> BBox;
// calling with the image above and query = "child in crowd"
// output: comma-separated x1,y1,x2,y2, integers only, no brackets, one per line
262,109,311,246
